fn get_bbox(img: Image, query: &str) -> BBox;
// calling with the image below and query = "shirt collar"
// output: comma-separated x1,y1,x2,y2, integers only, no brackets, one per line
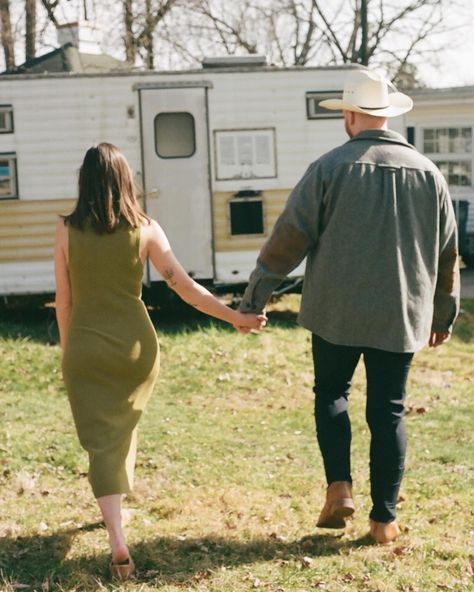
349,129,413,148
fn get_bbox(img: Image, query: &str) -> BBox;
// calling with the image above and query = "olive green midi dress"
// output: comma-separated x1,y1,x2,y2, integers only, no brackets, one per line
62,223,159,498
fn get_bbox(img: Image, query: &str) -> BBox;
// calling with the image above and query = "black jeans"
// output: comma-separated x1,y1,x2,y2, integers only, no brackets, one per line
312,334,414,523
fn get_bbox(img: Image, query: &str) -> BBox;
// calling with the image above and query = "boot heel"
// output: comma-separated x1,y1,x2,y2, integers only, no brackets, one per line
331,498,355,519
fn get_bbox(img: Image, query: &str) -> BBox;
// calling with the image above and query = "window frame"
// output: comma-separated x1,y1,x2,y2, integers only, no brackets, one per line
154,111,196,160
0,153,18,200
0,105,14,134
306,90,344,120
419,124,473,193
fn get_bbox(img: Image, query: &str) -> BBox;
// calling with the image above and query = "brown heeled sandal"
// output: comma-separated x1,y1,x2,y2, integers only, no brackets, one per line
109,556,135,580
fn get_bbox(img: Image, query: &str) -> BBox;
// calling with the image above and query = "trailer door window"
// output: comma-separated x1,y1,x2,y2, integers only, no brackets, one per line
0,105,14,133
0,154,17,199
154,112,196,158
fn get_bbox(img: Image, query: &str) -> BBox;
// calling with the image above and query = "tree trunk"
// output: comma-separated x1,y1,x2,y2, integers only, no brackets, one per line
124,0,135,63
359,0,369,65
25,0,36,60
0,0,15,70
144,0,154,70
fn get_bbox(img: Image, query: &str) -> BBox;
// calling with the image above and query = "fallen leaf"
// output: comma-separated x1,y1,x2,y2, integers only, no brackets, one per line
0,523,21,538
342,573,356,582
15,471,36,495
192,571,209,582
393,546,407,556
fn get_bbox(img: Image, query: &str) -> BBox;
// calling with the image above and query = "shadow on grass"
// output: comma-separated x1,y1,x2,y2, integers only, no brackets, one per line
0,300,299,344
0,525,371,588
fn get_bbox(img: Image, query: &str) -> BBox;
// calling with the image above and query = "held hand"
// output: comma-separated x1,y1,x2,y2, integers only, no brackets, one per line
233,311,267,333
429,331,451,347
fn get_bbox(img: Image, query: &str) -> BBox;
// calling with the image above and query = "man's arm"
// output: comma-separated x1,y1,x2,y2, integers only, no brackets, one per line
430,181,460,345
240,162,324,313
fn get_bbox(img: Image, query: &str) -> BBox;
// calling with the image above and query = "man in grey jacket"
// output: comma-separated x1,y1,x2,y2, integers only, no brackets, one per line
240,69,460,544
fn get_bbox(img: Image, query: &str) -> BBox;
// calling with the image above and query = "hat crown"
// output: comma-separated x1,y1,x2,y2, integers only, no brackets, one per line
343,71,389,109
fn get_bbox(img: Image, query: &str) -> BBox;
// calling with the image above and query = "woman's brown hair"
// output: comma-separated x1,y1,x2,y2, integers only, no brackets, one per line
64,142,150,233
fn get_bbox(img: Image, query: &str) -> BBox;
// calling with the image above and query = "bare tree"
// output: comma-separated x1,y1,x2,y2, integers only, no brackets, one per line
311,0,459,84
0,0,15,69
25,0,36,59
174,0,462,87
40,0,60,27
123,0,178,69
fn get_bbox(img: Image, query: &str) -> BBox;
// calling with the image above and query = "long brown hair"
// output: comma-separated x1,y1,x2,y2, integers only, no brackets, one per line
64,142,150,233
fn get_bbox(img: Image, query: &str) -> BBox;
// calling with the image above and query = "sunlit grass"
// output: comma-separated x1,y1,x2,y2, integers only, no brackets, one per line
0,295,472,591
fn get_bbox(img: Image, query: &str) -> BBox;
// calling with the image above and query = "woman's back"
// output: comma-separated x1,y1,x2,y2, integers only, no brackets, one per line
67,224,144,320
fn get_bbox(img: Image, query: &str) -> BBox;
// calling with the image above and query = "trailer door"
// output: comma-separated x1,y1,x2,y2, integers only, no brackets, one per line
138,83,214,282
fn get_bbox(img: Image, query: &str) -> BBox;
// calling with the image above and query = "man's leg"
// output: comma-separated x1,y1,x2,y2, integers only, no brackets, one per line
363,348,414,538
312,334,361,528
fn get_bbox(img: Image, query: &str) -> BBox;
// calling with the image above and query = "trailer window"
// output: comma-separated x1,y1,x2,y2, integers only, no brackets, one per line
0,154,18,199
0,105,14,133
154,112,195,158
215,129,276,180
306,91,343,119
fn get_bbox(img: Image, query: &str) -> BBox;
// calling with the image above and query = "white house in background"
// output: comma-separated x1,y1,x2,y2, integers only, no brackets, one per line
407,86,474,268
0,27,473,299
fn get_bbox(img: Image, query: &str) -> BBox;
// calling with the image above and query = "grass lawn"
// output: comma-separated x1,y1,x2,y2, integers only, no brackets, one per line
0,295,472,591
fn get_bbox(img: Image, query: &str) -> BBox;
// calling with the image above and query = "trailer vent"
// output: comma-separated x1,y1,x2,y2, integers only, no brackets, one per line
202,55,267,69
229,191,264,236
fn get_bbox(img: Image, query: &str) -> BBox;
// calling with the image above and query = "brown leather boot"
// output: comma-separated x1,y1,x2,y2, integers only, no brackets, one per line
316,481,355,529
369,519,400,544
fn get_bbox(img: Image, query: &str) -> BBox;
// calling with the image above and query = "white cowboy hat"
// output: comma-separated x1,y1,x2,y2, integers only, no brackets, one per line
319,69,413,117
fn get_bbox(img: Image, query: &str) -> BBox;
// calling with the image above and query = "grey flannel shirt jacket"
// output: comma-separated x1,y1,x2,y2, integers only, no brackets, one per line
240,129,460,353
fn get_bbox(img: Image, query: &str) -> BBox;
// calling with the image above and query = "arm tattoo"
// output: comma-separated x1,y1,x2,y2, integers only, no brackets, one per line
164,268,177,287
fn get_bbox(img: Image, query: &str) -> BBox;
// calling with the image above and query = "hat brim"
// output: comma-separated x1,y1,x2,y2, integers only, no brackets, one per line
319,92,413,117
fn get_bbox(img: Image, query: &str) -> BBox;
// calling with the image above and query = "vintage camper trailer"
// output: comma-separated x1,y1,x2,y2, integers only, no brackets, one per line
0,60,367,297
0,59,473,299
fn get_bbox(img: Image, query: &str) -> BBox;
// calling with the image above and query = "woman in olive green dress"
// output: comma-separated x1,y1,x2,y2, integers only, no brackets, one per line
54,143,265,579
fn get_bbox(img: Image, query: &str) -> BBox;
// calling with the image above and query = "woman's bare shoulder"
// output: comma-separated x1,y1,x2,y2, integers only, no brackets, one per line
55,217,68,239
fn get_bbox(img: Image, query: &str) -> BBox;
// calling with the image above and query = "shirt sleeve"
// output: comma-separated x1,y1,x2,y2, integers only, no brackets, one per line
432,181,461,333
240,161,324,313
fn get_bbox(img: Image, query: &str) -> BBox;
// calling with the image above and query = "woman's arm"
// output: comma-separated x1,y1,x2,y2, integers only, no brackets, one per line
54,219,73,349
144,220,265,330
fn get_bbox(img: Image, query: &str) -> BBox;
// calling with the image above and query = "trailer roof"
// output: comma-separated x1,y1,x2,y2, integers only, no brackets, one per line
0,62,363,81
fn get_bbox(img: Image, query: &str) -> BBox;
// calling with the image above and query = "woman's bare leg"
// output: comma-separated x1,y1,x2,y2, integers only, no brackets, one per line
97,494,129,562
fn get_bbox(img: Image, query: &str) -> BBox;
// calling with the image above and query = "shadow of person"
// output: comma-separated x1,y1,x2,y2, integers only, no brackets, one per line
0,527,353,588
127,533,344,586
0,522,104,586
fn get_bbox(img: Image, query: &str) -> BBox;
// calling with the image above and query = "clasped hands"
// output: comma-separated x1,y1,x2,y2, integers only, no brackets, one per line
233,311,267,334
